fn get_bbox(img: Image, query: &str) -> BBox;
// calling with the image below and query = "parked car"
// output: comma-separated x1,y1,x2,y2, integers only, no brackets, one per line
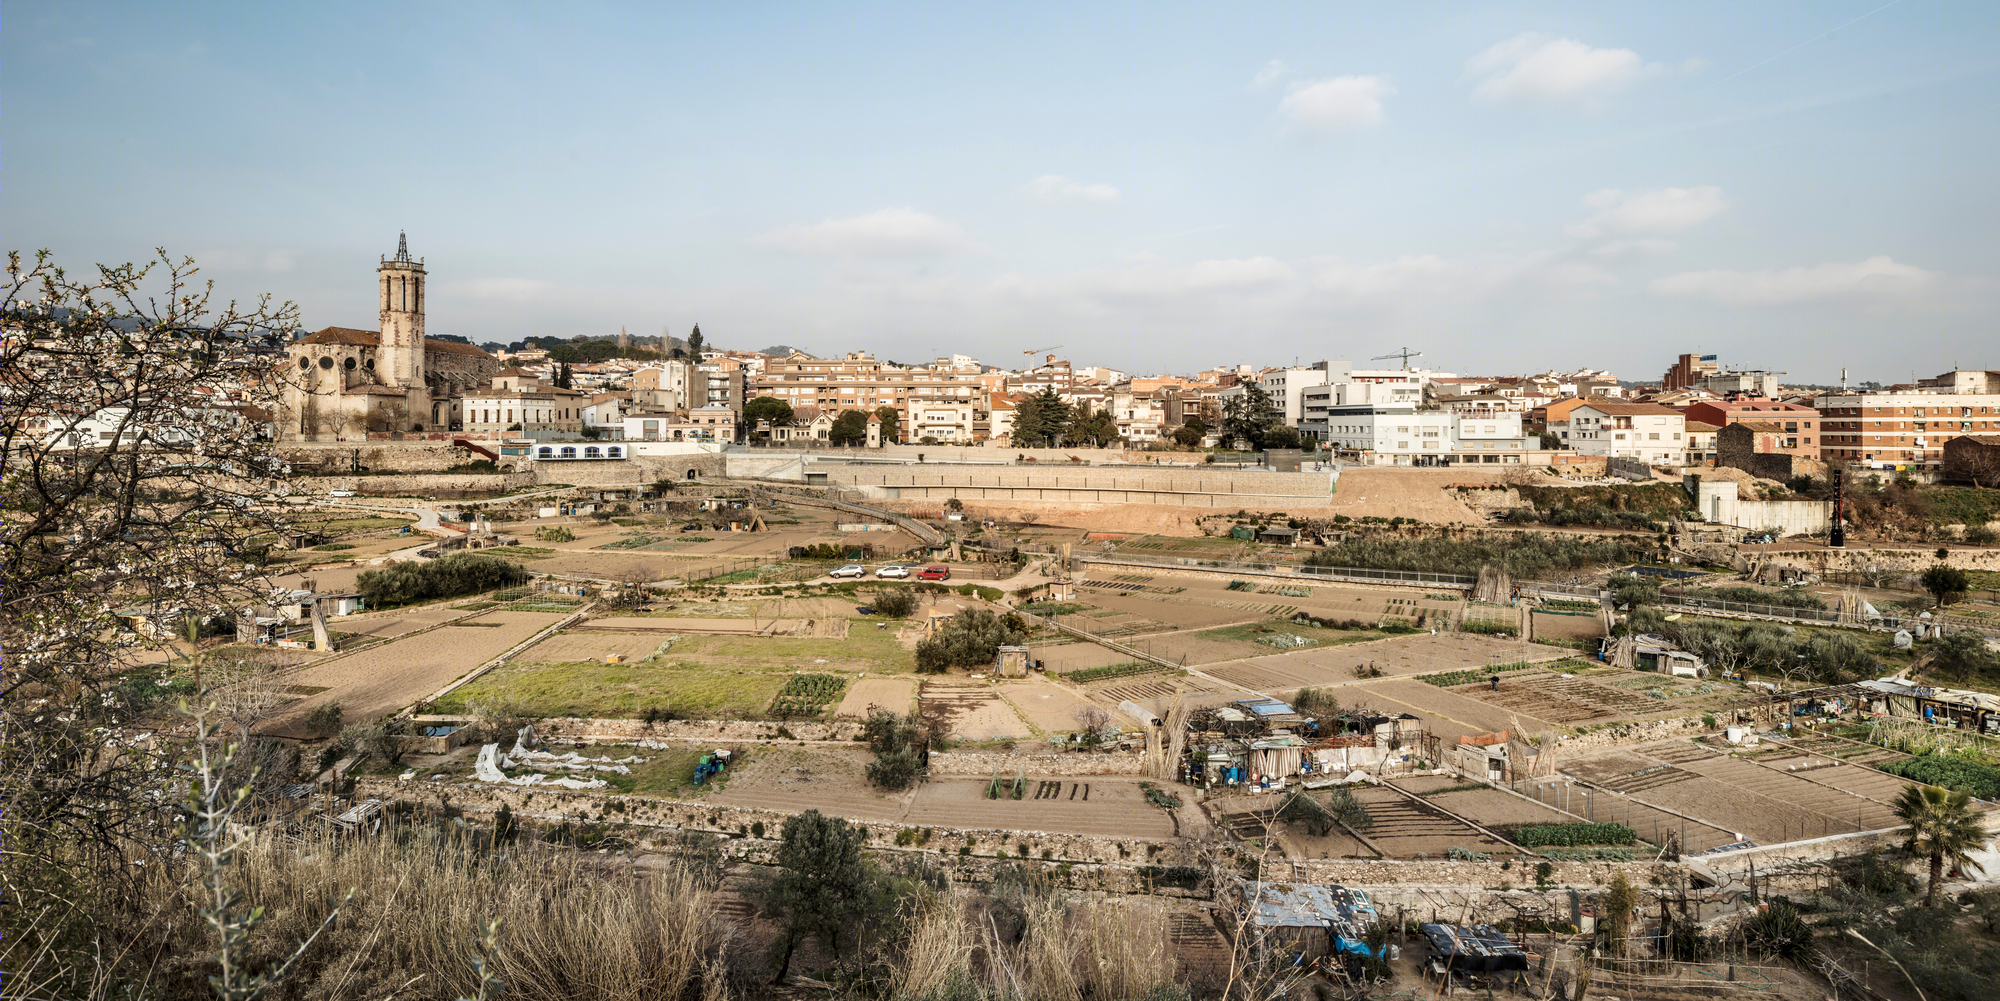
829,564,868,578
875,564,911,578
917,565,951,581
328,489,356,498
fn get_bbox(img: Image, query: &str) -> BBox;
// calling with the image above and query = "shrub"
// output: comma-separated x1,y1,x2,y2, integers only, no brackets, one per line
301,701,344,738
914,609,1024,674
355,551,529,608
1743,898,1814,959
871,588,917,618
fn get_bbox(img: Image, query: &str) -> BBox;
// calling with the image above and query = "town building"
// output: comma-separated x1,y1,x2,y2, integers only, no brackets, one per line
1684,421,1720,466
278,234,501,439
1813,373,2000,469
1553,402,1686,464
1661,353,1720,392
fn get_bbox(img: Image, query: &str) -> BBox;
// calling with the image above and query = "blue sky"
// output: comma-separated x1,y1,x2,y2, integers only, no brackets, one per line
9,1,1997,382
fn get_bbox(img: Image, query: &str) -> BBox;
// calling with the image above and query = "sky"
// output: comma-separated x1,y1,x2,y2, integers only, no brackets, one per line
8,1,1999,383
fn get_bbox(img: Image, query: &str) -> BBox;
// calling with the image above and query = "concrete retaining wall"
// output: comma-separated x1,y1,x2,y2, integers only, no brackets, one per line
532,454,727,488
282,441,473,474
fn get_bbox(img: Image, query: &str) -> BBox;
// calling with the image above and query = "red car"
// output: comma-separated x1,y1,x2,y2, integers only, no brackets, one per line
917,565,951,581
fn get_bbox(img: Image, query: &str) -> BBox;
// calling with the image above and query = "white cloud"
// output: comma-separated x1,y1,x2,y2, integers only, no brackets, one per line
1279,76,1394,132
1650,256,1942,305
1465,32,1659,105
1027,175,1120,203
751,208,976,258
1568,186,1727,238
1253,59,1289,89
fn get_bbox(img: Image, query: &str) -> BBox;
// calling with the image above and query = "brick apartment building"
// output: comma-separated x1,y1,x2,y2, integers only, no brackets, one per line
1661,353,1719,392
750,351,989,443
1814,373,2000,469
1683,400,1819,457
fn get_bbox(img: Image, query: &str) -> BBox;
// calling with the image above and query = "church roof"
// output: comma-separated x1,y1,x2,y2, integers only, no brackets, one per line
299,326,378,346
294,326,494,360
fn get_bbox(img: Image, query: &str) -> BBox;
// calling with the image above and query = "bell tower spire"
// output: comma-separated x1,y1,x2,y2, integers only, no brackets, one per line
378,231,426,387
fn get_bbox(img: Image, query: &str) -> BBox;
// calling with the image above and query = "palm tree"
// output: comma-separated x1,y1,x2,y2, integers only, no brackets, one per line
1894,783,1989,907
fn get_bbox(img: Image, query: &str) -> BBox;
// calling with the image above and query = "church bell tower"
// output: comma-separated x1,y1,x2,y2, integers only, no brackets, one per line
378,231,426,387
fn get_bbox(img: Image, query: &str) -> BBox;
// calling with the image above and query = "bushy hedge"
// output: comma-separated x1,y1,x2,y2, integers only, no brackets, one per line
1512,822,1637,847
355,552,529,608
1881,755,2000,799
1305,532,1652,579
1683,585,1828,611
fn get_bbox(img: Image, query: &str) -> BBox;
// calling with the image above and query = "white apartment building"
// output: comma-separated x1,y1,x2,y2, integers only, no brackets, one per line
1452,412,1530,462
1299,381,1423,441
1557,403,1685,464
909,401,978,442
1258,365,1332,428
1318,406,1456,464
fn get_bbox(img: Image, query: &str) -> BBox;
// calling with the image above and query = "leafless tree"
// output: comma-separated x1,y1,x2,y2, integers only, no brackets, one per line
1,250,300,979
1071,705,1112,735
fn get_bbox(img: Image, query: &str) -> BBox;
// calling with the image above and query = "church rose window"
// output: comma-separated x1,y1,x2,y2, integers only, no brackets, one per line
318,357,334,369
298,357,309,368
344,358,356,370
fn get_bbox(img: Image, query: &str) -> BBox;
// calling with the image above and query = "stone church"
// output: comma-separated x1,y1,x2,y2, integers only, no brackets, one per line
280,234,500,440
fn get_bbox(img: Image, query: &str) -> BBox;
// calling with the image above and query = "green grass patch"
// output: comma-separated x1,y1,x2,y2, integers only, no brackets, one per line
435,660,792,719
1020,602,1090,617
598,744,746,797
291,515,418,535
311,542,358,551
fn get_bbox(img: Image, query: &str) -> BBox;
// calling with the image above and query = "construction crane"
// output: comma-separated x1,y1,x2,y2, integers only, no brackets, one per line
1022,344,1064,360
1372,347,1423,370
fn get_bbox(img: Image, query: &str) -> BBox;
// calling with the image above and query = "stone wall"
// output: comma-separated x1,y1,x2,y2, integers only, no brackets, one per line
281,441,475,474
295,473,531,497
513,716,865,743
928,750,1147,776
820,465,1337,508
534,454,729,488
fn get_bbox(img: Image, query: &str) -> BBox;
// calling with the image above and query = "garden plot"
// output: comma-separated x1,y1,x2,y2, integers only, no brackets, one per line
901,779,1176,839
1442,671,1662,725
1345,678,1538,740
518,631,683,662
709,746,909,821
1207,633,1565,692
1252,785,1511,860
1096,674,1234,706
1031,642,1137,673
835,677,918,719
1392,776,1573,830
1000,679,1109,733
1673,753,1905,835
269,610,570,734
324,604,472,641
921,683,1034,741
